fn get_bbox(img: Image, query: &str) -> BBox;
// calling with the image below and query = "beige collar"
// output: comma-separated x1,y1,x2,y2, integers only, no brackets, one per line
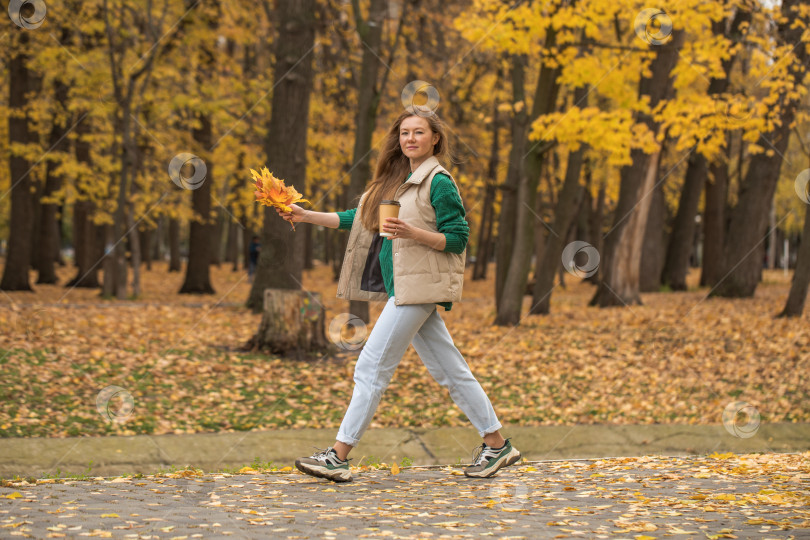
405,156,441,185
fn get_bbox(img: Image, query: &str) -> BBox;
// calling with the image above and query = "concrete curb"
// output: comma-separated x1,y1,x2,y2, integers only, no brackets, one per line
4,423,808,478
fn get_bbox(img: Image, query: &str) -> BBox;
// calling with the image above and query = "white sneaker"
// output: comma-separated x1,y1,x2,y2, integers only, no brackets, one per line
295,447,352,482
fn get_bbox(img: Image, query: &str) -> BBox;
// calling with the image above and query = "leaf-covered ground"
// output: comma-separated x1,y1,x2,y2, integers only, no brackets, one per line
0,262,807,438
1,452,808,538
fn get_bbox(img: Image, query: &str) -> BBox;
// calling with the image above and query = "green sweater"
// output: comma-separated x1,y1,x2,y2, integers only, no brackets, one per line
336,173,469,311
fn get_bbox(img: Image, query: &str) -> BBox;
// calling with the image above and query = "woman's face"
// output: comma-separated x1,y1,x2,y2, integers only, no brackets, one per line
400,115,439,163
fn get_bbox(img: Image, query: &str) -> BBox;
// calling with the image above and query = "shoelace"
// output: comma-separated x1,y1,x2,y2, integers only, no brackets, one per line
471,440,508,466
309,446,331,459
309,446,351,462
471,443,495,466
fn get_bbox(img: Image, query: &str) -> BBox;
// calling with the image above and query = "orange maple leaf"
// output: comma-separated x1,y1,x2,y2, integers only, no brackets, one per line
251,167,310,230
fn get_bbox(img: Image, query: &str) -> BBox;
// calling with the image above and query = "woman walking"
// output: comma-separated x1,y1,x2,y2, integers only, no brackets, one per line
276,111,520,482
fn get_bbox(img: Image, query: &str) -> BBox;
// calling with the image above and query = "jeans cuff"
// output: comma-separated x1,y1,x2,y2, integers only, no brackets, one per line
336,430,359,446
479,421,503,438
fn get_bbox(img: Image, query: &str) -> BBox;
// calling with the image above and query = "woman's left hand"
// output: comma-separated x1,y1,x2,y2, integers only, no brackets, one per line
382,217,417,240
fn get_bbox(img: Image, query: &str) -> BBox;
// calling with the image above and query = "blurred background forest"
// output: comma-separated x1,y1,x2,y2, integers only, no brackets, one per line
1,0,810,324
2,0,810,439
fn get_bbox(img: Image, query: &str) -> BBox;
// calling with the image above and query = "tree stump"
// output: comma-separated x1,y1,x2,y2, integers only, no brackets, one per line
251,289,336,359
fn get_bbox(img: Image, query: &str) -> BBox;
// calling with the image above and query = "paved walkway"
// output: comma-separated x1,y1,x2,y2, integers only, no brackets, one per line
2,452,808,539
2,423,809,478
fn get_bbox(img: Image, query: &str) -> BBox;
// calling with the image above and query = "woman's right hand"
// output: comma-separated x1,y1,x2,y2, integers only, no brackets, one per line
276,203,307,224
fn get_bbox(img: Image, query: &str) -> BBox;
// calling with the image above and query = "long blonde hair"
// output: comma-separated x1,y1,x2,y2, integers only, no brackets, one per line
359,111,451,231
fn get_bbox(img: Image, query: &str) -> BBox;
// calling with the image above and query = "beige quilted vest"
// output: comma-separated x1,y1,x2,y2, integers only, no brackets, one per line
336,156,466,305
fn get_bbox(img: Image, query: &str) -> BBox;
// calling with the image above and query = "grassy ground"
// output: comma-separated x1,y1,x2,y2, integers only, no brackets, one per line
0,261,807,438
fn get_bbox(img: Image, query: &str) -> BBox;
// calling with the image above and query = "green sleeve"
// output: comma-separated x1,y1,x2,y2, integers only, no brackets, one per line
336,208,357,230
430,174,469,254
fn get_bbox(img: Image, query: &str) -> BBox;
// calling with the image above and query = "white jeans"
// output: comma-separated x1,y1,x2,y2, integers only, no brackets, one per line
336,296,502,446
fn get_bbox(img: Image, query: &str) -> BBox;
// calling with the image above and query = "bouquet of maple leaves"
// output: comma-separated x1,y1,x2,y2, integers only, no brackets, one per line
252,167,310,230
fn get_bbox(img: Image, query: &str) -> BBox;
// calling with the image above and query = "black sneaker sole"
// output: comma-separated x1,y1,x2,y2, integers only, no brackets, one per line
295,459,352,482
464,447,522,478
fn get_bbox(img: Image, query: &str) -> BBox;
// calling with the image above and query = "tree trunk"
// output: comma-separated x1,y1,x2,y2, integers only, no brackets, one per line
67,200,100,288
661,152,705,290
56,203,66,266
339,0,390,324
530,85,587,314
154,216,164,263
593,149,663,305
473,97,500,281
29,168,43,272
226,218,239,271
712,1,807,298
495,54,528,307
66,115,100,288
591,31,683,307
107,102,132,300
101,0,171,299
128,143,145,292
36,76,71,285
527,180,548,296
179,2,219,294
713,139,791,298
331,192,347,281
664,12,748,290
241,218,252,274
126,204,142,297
101,224,116,297
140,228,152,271
586,174,606,285
640,178,668,292
247,0,316,312
250,289,336,359
169,218,181,272
210,210,223,267
474,179,498,281
103,84,131,299
179,176,216,294
496,27,562,325
179,116,215,294
778,199,810,317
701,154,728,286
1,29,37,291
304,220,314,270
575,163,591,242
767,202,777,269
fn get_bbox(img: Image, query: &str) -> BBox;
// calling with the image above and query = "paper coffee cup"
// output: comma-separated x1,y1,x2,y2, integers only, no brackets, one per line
379,200,401,237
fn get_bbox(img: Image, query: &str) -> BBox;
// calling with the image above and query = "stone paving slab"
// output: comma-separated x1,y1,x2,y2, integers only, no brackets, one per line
1,452,808,539
2,423,808,478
